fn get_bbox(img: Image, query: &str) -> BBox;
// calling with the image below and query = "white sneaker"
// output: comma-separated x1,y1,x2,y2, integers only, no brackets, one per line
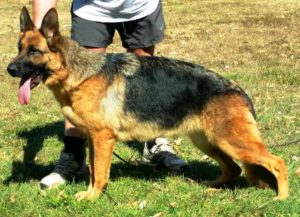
142,138,188,171
39,152,88,189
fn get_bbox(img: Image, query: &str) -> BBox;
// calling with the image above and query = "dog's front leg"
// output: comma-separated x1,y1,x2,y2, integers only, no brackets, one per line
75,128,116,201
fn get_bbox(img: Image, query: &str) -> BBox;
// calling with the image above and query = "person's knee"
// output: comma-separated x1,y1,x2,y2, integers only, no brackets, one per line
64,119,85,137
127,46,155,56
85,47,106,53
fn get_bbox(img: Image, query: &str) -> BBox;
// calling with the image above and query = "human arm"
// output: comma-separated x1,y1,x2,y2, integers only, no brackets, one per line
32,0,57,28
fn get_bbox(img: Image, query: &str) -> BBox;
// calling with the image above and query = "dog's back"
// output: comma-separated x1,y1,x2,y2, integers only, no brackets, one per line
122,56,254,127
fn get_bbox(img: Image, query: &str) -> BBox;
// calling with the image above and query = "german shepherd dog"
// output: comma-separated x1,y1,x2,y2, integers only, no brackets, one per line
7,7,288,200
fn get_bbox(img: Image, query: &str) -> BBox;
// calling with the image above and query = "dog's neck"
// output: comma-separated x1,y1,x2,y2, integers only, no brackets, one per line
61,37,107,86
44,37,109,108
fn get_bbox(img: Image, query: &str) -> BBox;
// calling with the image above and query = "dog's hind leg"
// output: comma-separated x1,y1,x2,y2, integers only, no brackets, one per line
243,163,277,189
202,94,289,199
189,132,241,187
216,139,288,200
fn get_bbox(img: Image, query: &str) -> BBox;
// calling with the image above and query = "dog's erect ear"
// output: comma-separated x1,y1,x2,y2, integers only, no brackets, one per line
20,7,34,33
40,8,60,40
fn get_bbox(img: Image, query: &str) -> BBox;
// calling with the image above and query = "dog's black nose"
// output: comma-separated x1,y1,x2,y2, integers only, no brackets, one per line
7,63,18,76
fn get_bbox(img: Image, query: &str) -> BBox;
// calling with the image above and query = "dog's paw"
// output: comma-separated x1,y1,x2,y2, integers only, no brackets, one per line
75,189,100,201
273,194,288,201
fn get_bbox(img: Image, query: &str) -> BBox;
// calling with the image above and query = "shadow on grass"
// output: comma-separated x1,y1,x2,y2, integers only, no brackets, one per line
4,122,249,191
186,160,249,190
4,121,64,184
110,159,249,190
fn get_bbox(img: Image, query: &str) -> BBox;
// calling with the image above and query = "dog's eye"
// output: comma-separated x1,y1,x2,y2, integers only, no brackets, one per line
28,47,42,56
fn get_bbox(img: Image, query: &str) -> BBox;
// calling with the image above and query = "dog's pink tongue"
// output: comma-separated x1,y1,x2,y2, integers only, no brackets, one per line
18,78,31,105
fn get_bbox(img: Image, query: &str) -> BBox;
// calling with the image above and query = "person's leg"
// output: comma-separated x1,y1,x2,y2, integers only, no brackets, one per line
142,138,188,171
40,120,87,189
63,120,85,163
127,46,154,56
85,47,107,53
40,12,113,189
118,0,187,171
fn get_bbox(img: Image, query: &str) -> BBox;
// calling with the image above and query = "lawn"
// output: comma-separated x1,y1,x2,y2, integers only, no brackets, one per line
0,0,299,216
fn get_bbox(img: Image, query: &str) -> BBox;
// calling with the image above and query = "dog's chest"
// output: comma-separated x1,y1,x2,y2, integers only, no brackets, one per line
60,83,125,132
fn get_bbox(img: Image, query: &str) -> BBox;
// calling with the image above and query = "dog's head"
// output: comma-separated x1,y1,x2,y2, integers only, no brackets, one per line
7,7,64,105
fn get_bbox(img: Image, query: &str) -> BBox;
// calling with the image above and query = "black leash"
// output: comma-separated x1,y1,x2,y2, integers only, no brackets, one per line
113,151,132,166
103,189,118,205
102,152,131,205
270,139,300,147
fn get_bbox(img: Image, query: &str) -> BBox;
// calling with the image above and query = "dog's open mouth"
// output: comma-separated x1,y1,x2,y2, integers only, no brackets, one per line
18,73,42,105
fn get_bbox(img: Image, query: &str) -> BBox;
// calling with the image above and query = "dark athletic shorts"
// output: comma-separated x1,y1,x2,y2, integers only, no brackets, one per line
71,0,165,49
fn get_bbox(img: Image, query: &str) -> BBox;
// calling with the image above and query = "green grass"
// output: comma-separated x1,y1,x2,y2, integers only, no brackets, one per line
1,0,300,216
